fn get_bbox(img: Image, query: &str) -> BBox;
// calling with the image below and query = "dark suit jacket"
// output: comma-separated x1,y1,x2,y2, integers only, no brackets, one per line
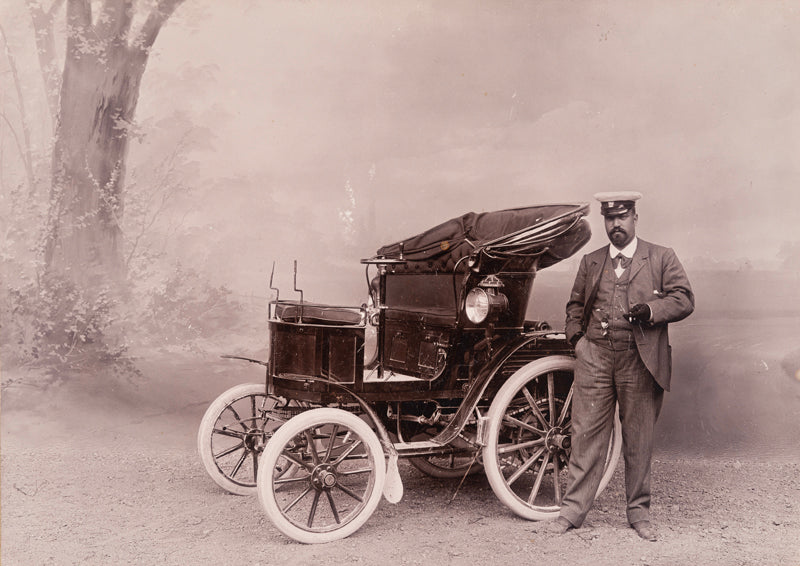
565,239,695,391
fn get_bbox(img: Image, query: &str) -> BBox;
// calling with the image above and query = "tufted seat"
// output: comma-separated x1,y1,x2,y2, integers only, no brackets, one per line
274,302,363,326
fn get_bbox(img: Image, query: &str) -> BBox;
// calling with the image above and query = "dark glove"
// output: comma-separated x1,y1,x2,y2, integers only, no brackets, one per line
626,303,651,324
569,332,584,347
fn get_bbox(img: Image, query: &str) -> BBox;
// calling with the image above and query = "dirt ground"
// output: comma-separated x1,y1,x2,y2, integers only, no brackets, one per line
2,350,799,566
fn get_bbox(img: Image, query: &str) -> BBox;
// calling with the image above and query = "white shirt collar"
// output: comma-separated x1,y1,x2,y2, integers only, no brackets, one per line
609,237,638,259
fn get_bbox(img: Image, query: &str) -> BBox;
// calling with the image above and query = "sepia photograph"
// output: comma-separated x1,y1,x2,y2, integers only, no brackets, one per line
1,1,798,564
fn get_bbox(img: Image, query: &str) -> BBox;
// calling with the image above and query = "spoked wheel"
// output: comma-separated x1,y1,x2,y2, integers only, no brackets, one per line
483,355,622,520
257,408,386,544
198,383,299,495
408,431,482,479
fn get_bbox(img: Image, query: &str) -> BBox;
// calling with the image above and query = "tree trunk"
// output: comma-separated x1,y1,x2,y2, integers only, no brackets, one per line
42,0,184,289
44,49,146,287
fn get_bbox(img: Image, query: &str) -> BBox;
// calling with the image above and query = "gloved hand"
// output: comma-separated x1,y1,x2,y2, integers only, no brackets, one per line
626,303,651,324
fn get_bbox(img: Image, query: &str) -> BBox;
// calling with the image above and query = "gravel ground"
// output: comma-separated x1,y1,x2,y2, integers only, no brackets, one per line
2,353,799,566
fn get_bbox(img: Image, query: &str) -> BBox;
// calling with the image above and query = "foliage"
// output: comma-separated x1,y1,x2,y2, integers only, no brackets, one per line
0,2,247,379
139,262,247,350
1,261,250,374
1,274,130,375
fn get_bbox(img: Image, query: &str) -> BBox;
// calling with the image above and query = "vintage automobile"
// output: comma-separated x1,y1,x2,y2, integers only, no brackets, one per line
197,202,622,544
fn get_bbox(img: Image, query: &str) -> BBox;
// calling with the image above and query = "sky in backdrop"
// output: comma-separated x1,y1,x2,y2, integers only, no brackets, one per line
5,1,800,300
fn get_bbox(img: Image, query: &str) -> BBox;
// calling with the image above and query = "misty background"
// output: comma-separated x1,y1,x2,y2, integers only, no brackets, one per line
1,1,799,457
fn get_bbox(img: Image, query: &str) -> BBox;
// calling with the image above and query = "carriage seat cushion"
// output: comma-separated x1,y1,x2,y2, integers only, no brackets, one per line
274,302,363,325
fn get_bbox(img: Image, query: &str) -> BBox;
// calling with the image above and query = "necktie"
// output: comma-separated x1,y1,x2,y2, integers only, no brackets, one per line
614,254,632,270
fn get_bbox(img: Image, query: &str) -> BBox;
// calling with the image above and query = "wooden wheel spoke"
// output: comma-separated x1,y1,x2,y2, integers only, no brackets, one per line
332,438,364,466
282,486,312,514
334,481,365,503
497,437,545,455
521,386,549,430
557,385,573,427
506,448,546,486
307,490,322,527
280,448,315,472
229,450,248,479
503,413,546,436
527,452,550,505
304,429,322,465
553,455,562,504
274,472,311,486
325,490,341,525
212,427,245,440
323,424,340,462
337,466,372,477
213,441,245,460
547,373,556,427
225,404,248,432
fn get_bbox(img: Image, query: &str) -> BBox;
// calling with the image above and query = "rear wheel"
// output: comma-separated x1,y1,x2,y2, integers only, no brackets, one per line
257,408,386,543
408,430,482,479
408,450,481,479
197,383,296,495
483,355,622,520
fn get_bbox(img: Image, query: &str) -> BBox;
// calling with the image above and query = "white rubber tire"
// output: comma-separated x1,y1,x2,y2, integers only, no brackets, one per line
257,408,386,544
483,355,622,520
198,383,276,496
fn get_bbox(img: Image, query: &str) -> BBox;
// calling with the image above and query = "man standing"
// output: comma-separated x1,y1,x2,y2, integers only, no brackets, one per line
550,192,694,541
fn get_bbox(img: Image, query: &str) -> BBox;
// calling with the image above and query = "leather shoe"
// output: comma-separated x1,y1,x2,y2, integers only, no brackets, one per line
631,520,657,541
544,516,574,535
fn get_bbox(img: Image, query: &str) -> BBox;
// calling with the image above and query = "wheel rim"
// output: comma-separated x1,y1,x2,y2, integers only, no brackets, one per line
409,452,480,477
268,420,380,533
209,392,287,488
495,368,573,510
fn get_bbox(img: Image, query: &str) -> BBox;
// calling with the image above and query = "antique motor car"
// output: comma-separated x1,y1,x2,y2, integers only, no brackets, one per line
197,202,622,544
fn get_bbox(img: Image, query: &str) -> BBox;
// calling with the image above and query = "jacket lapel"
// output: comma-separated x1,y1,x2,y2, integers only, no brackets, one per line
629,239,649,282
584,246,608,321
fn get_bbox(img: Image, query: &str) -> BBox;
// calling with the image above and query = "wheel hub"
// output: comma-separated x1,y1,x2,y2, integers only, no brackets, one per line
311,464,337,490
544,426,571,453
243,428,267,452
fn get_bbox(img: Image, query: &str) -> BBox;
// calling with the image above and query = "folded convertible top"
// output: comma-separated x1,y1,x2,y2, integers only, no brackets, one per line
374,203,591,273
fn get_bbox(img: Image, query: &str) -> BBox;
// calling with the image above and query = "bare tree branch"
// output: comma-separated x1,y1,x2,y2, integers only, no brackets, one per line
66,0,91,29
136,0,185,52
25,0,64,127
0,113,30,176
96,0,135,42
0,24,36,193
46,0,66,18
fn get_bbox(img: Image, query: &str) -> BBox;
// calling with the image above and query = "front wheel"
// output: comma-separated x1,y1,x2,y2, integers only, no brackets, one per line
483,355,622,520
257,408,386,544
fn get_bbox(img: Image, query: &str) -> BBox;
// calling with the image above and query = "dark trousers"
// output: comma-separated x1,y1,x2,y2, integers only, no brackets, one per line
559,337,664,527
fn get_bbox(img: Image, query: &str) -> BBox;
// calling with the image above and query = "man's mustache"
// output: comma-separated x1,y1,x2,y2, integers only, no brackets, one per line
611,228,626,236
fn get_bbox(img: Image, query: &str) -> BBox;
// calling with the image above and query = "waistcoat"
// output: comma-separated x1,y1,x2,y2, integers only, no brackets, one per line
586,258,635,350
